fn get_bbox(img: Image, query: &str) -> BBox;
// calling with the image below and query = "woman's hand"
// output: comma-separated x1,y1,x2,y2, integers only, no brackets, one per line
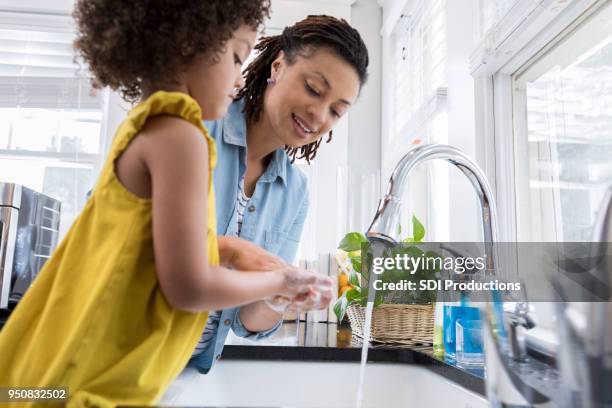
218,236,284,271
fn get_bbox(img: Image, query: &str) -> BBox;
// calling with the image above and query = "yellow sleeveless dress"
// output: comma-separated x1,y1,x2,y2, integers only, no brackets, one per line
0,91,218,407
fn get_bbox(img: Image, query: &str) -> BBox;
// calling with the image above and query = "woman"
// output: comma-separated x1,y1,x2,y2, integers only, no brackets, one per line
190,15,369,373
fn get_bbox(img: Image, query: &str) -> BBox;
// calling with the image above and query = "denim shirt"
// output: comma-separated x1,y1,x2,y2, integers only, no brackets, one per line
188,99,309,374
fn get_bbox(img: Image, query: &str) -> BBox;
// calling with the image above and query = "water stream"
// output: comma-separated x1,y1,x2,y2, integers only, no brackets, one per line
355,300,374,408
355,240,387,408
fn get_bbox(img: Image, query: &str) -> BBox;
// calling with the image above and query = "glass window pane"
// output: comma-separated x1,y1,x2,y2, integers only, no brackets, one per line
0,108,102,154
514,3,612,241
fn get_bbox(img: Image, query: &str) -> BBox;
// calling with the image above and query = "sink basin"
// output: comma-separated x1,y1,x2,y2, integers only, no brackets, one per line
160,361,487,408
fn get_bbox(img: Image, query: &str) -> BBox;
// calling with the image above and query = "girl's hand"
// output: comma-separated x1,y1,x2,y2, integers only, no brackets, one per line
278,266,333,299
263,268,333,312
286,283,334,312
264,283,333,313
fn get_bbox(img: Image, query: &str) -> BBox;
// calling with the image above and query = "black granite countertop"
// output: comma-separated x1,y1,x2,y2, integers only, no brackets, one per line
221,320,486,397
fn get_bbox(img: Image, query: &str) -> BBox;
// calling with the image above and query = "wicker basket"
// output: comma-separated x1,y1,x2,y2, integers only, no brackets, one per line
346,303,434,346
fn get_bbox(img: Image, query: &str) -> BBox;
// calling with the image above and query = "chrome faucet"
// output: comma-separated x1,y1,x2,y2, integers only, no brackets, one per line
367,144,496,244
504,301,535,362
366,144,541,407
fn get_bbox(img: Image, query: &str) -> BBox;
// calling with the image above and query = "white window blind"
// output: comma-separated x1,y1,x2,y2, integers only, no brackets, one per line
0,12,105,239
392,0,447,141
385,0,449,240
0,23,99,108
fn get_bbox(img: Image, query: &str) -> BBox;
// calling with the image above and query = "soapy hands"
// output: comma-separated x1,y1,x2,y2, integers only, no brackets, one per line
218,236,333,312
270,266,333,312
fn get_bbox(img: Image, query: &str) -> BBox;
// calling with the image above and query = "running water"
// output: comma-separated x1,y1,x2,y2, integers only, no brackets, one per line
355,300,374,408
355,240,386,408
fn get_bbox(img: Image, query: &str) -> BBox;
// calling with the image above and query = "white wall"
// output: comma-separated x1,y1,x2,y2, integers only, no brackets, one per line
349,0,382,175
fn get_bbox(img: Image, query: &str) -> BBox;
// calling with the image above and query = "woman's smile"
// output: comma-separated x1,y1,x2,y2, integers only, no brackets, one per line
291,113,316,140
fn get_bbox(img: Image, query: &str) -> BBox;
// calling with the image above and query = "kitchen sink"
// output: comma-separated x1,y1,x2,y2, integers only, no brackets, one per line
160,360,487,408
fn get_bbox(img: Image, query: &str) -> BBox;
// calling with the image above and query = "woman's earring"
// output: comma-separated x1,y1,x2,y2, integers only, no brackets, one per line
266,78,276,85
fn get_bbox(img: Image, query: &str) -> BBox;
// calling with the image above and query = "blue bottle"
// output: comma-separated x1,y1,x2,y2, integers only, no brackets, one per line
443,296,480,359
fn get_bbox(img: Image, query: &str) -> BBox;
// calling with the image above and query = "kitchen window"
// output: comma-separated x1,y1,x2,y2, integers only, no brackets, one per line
512,1,612,242
0,12,106,239
473,0,612,243
473,0,612,344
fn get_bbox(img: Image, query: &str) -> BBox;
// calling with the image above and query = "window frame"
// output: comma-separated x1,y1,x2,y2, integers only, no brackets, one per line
472,0,605,242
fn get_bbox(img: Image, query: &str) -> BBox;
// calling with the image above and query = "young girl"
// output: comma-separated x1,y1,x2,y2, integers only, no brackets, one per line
0,1,330,406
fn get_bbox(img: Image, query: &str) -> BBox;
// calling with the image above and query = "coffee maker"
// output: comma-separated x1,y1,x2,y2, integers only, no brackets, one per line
0,183,61,323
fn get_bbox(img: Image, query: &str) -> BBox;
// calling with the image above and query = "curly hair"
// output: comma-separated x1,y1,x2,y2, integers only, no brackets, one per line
238,15,369,164
73,0,271,103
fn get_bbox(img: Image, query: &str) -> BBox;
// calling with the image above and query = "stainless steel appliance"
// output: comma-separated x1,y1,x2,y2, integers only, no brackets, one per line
0,183,61,315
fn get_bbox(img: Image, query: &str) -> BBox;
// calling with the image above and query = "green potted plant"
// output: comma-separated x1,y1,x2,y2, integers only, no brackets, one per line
333,215,439,345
